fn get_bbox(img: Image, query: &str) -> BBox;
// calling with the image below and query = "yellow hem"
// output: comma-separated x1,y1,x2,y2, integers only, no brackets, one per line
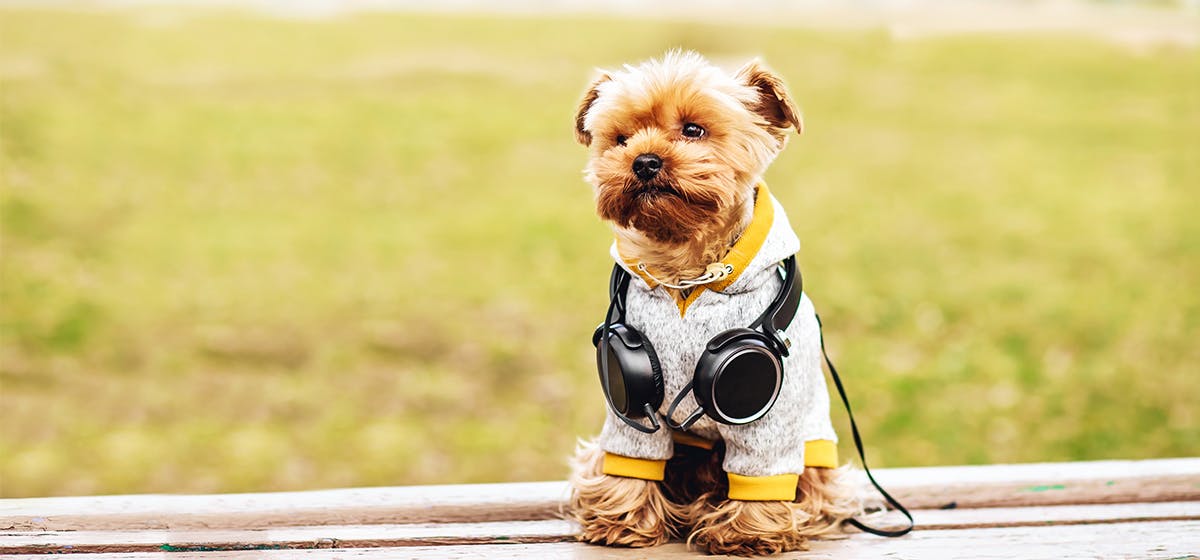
804,439,839,468
602,453,666,481
727,472,799,501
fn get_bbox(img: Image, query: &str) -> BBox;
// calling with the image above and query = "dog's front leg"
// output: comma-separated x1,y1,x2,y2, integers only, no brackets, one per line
568,439,685,547
685,421,811,555
689,496,808,556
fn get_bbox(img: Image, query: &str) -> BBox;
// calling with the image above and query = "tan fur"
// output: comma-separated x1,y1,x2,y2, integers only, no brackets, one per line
663,441,861,555
574,50,800,287
688,500,809,556
735,60,805,143
574,73,609,146
569,438,862,556
568,440,688,547
570,51,859,556
685,465,862,556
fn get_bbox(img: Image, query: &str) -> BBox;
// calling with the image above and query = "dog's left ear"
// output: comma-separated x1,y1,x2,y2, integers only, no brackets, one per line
574,73,610,146
736,60,803,140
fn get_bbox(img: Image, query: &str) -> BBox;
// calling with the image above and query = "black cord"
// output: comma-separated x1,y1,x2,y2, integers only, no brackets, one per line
816,314,914,538
663,380,704,431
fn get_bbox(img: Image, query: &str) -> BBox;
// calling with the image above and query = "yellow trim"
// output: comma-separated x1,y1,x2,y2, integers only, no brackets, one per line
708,183,774,294
804,439,839,468
724,441,837,501
670,430,715,450
673,282,705,317
614,183,776,317
727,472,799,501
602,453,666,481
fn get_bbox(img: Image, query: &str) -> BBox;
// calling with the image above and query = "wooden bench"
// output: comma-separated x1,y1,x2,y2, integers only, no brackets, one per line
3,458,1198,558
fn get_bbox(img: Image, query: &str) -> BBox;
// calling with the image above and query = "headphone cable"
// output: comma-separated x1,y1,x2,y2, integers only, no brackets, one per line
816,314,914,538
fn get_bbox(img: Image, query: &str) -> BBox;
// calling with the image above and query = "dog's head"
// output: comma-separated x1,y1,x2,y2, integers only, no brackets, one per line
575,51,802,245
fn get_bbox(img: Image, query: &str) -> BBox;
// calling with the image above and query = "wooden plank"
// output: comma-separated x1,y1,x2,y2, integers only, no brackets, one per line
0,481,570,531
4,502,1198,554
2,521,1198,560
893,472,1200,510
909,500,1200,530
0,520,577,554
882,457,1200,510
3,458,1197,531
876,456,1200,485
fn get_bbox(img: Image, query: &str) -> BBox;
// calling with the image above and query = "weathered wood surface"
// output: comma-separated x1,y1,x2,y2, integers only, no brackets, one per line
1,458,1197,558
3,502,1199,554
0,481,569,532
2,521,1198,560
4,458,1197,532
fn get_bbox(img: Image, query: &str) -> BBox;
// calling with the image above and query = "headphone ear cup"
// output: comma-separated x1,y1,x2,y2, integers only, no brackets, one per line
595,324,664,419
694,328,783,425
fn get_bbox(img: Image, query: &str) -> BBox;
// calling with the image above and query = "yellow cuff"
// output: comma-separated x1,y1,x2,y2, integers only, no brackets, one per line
725,440,837,501
727,472,800,501
804,439,839,468
602,453,666,481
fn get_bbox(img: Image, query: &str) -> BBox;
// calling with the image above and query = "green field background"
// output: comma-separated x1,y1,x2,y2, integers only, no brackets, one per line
1,8,1197,498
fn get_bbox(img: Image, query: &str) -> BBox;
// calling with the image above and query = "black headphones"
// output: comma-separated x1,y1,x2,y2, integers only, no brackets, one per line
593,256,802,433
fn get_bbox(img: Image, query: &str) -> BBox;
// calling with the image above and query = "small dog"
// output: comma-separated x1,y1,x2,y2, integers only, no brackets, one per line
569,51,863,556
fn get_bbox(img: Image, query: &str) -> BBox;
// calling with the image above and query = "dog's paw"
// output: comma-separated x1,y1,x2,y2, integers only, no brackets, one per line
568,440,684,547
572,474,679,547
688,499,807,556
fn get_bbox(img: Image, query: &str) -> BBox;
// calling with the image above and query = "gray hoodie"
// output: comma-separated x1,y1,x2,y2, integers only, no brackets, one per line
598,184,838,500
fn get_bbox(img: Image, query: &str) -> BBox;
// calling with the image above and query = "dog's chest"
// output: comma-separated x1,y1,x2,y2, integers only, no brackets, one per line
623,272,783,431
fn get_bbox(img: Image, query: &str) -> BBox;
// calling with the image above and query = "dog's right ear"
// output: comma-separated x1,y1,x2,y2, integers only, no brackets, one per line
735,60,802,144
574,73,610,146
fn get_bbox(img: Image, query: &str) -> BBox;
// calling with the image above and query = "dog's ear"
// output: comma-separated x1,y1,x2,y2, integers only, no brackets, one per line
574,73,610,146
736,60,803,140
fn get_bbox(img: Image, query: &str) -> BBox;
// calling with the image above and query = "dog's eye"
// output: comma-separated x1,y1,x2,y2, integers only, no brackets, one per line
615,135,627,146
682,123,705,139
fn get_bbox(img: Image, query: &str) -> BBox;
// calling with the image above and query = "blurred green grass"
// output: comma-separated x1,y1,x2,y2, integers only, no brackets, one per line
1,8,1197,498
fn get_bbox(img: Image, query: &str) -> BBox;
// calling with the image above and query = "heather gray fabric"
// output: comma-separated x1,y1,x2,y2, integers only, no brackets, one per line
598,191,837,478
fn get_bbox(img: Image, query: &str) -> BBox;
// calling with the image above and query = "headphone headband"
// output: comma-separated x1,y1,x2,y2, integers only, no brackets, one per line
751,256,802,354
607,263,630,325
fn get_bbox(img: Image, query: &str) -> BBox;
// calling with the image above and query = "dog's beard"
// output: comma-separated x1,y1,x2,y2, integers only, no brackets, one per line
593,159,738,245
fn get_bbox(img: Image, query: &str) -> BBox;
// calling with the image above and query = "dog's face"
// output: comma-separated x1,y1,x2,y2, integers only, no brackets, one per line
575,51,802,245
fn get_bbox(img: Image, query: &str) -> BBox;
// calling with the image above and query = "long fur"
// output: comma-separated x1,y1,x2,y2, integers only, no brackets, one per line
686,466,862,556
666,440,861,555
568,440,687,547
569,439,862,555
575,50,799,286
570,51,859,556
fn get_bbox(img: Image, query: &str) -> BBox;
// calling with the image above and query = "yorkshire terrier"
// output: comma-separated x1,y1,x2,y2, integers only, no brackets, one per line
569,51,864,556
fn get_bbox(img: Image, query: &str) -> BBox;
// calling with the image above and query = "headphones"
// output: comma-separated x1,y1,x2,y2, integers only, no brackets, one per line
593,256,802,434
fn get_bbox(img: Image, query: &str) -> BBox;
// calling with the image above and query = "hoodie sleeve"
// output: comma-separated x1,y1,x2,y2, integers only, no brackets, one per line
716,293,839,499
597,409,674,480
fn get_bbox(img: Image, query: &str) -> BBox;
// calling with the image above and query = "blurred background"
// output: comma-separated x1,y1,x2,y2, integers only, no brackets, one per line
0,0,1196,498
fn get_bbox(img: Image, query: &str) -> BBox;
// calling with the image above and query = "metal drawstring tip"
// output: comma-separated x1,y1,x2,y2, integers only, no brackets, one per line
636,261,734,290
704,262,733,281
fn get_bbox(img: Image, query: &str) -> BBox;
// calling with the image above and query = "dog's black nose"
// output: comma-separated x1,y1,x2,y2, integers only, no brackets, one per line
632,154,663,181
